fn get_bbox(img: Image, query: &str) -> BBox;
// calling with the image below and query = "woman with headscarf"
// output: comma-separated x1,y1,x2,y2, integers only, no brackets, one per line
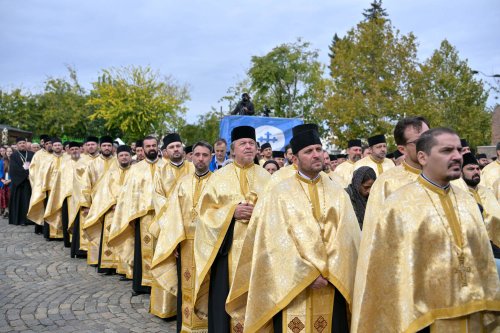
263,159,280,175
345,166,376,229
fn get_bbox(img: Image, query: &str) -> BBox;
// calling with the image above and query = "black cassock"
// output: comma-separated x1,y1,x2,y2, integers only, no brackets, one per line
8,150,34,226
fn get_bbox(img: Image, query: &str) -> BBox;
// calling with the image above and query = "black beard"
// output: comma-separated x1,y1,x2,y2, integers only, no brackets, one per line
463,176,480,187
101,151,112,157
146,150,158,160
120,162,131,168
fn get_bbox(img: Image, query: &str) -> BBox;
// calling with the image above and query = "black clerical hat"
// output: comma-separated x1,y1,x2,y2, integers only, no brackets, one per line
185,145,193,154
16,137,27,143
51,137,61,144
367,134,386,147
261,143,271,151
68,141,80,149
292,123,319,137
348,139,362,148
135,140,143,148
39,134,50,142
163,133,182,147
63,141,69,147
476,153,487,159
462,153,478,167
86,136,99,143
99,136,113,145
231,126,255,142
329,154,336,160
272,150,284,158
460,138,469,148
291,130,322,154
117,145,132,154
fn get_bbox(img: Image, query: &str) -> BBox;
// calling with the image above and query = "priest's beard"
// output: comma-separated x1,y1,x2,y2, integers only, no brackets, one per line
120,161,131,168
146,150,158,161
101,150,113,158
463,175,480,187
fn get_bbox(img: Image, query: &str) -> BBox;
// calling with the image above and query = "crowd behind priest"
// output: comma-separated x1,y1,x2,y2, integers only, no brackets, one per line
3,115,500,333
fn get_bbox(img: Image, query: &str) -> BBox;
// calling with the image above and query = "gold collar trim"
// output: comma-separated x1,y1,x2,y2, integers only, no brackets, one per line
418,175,449,196
402,160,421,175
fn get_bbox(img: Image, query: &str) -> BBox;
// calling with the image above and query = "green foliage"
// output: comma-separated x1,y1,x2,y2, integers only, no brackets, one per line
179,108,221,145
363,0,388,21
87,66,190,142
416,40,491,146
246,38,324,121
320,17,420,146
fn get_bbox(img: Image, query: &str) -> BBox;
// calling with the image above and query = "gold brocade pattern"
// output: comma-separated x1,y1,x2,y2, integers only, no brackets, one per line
282,286,334,333
81,156,117,265
193,163,270,320
84,163,131,268
482,160,500,190
468,185,500,248
27,150,55,225
226,173,360,333
353,155,394,177
43,155,68,233
108,159,165,283
364,160,421,230
151,161,195,237
152,172,211,324
351,178,500,332
333,160,355,188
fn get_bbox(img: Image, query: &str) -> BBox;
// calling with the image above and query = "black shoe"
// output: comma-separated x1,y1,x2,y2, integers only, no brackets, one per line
119,277,131,281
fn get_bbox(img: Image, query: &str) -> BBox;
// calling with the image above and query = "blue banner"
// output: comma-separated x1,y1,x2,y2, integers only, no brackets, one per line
219,116,303,151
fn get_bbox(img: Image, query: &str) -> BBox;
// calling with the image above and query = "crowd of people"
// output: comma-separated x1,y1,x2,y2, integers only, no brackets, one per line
4,115,500,332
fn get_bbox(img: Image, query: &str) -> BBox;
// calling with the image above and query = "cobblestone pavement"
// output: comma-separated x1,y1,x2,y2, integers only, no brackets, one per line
0,218,176,332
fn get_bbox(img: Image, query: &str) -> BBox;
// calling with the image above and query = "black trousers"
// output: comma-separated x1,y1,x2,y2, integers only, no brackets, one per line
132,220,151,294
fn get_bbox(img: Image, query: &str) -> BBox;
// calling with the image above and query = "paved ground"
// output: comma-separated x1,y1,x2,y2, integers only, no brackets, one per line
0,217,176,332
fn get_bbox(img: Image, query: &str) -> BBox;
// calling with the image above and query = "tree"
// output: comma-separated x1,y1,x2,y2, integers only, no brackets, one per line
87,66,190,142
417,40,491,146
179,108,221,145
363,0,388,21
327,33,342,75
247,38,324,121
37,66,92,137
319,16,420,146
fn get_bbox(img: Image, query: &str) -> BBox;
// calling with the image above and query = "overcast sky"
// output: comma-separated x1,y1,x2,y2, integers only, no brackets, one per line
1,0,499,123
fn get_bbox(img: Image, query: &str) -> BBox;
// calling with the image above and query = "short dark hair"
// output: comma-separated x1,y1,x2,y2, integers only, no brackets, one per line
214,138,227,147
394,116,430,146
143,135,158,143
284,144,292,152
193,141,213,154
416,127,457,155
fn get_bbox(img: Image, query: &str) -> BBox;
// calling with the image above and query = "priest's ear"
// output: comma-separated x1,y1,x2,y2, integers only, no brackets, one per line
417,150,429,167
396,145,406,157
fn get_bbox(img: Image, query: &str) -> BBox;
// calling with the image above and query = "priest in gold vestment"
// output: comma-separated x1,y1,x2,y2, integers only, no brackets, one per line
333,139,362,186
194,126,270,333
226,129,360,333
85,145,132,275
108,136,164,296
44,139,78,244
354,134,394,176
365,117,430,216
352,128,500,333
152,141,213,332
69,137,99,258
481,142,500,190
81,136,116,266
27,135,55,235
150,133,195,318
461,153,500,269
